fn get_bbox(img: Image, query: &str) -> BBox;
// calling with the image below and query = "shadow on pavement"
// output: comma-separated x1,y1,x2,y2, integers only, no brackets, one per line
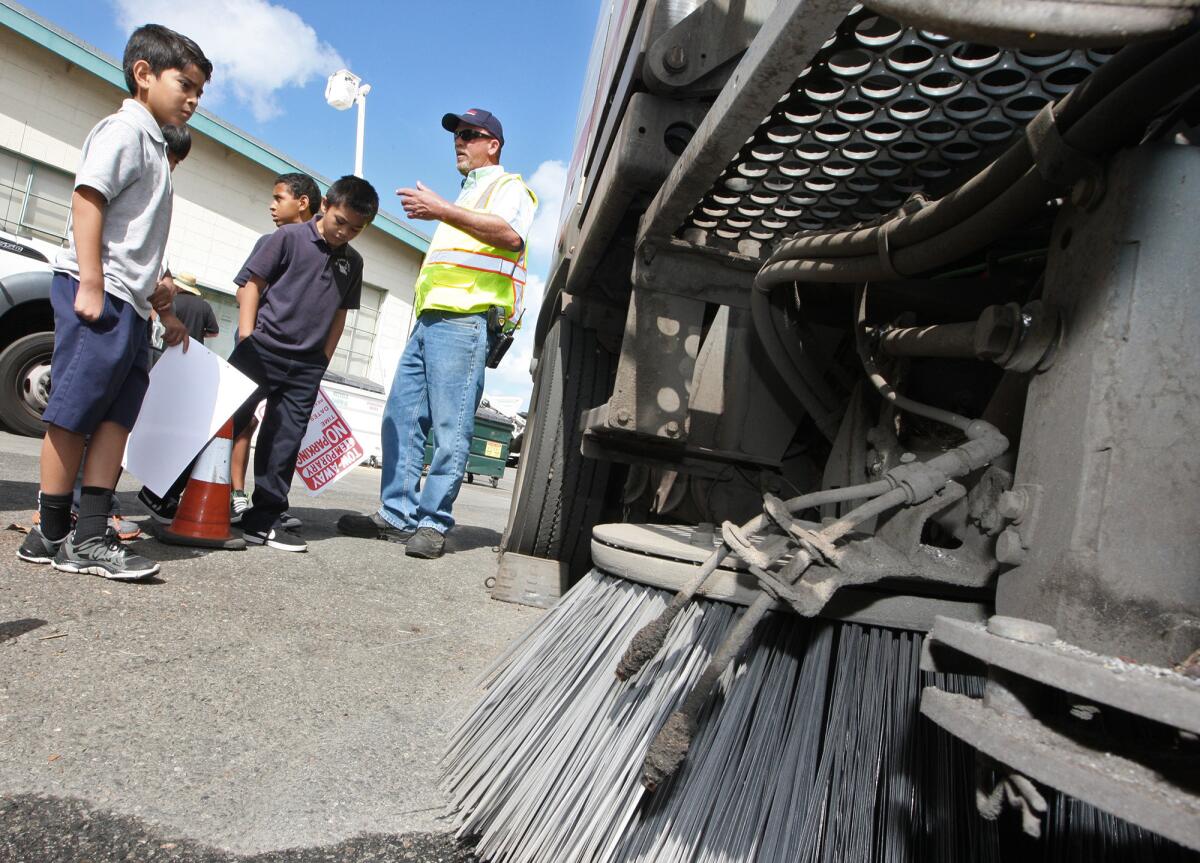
100,507,503,556
275,511,503,554
0,793,479,862
446,526,502,554
0,617,47,642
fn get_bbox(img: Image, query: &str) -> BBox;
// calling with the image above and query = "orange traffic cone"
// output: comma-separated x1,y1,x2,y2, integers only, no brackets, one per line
160,419,246,550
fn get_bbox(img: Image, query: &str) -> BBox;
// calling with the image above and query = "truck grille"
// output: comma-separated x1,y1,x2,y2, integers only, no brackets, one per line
684,6,1111,249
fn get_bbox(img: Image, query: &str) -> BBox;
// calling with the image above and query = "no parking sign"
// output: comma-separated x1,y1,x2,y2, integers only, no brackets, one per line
295,388,367,495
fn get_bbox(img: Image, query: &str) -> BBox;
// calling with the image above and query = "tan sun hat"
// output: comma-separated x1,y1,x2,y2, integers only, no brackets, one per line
174,272,201,295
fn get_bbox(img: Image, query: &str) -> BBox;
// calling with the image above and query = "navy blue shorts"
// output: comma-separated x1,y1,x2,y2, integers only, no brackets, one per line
43,272,150,435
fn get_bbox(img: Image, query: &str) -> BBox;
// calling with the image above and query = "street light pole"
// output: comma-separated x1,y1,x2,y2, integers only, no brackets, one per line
325,70,371,178
354,83,372,179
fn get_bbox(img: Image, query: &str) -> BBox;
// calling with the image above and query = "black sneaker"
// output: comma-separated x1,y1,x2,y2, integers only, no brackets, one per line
138,488,177,525
17,526,66,564
337,511,415,543
243,523,307,553
405,526,445,559
52,530,160,581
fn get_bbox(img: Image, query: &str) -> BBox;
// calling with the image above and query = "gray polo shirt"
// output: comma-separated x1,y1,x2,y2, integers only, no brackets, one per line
55,99,172,320
234,218,362,357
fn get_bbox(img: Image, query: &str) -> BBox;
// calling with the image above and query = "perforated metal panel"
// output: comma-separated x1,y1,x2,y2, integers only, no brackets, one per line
682,5,1112,251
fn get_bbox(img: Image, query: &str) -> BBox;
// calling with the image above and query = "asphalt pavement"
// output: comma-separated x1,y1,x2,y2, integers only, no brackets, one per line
0,431,541,861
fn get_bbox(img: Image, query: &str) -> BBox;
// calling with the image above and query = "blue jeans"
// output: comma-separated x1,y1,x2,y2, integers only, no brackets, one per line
379,311,488,533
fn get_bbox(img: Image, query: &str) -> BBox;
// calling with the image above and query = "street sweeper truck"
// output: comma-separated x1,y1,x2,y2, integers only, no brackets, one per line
454,1,1200,859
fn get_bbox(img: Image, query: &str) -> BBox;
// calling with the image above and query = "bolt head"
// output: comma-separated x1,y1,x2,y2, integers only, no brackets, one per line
616,408,631,425
665,420,680,437
664,44,688,72
998,489,1027,522
995,528,1027,566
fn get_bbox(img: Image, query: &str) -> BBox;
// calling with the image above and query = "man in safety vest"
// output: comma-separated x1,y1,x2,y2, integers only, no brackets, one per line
337,108,537,559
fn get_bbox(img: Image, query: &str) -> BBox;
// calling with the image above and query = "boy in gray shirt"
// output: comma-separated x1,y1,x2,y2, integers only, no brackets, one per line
17,24,212,580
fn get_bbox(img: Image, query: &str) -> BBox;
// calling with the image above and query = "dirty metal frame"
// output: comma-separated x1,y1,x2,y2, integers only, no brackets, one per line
589,522,994,632
586,0,854,453
921,615,1200,851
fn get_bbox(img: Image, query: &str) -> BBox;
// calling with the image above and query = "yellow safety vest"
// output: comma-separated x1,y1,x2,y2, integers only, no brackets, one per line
413,173,537,325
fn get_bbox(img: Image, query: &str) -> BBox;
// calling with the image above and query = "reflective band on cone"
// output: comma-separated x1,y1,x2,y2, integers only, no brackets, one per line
160,418,246,551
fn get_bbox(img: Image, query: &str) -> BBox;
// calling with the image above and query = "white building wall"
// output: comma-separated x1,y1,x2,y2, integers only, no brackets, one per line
0,25,422,391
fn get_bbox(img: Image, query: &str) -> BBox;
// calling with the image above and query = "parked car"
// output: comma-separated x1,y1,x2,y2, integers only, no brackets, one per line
0,230,56,437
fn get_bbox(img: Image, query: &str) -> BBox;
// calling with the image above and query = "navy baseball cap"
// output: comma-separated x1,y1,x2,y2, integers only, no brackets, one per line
441,108,504,145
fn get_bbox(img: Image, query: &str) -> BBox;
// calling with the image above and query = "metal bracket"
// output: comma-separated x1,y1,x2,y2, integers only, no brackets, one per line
631,239,757,309
589,284,707,442
644,0,778,96
580,417,780,479
875,481,966,555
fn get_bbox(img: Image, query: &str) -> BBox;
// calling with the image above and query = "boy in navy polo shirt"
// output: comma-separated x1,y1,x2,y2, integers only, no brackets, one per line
230,172,322,527
228,175,378,552
17,24,211,580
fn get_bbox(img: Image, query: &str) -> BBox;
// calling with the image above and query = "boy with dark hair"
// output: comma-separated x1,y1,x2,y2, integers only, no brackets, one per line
228,175,378,552
18,24,211,580
271,173,321,225
227,171,322,527
162,123,191,170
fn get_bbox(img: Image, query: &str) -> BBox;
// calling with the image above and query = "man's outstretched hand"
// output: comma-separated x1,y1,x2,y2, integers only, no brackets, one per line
397,182,449,222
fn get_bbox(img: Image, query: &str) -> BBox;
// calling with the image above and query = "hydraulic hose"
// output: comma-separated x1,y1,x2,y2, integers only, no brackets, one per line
854,286,1009,470
868,0,1195,49
749,277,844,441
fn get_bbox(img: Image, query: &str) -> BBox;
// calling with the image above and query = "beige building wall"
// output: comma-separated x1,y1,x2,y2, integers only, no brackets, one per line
0,24,421,389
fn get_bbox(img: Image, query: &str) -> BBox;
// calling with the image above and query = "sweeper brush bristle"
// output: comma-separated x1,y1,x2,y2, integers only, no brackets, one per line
443,571,1193,863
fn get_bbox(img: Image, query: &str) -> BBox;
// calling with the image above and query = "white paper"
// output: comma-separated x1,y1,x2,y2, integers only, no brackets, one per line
123,342,258,497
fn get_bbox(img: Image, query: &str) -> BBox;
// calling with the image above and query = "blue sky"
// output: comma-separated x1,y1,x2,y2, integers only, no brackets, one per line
20,0,604,410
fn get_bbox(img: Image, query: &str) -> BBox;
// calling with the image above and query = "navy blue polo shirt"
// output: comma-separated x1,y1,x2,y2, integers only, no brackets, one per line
234,234,269,286
234,218,363,356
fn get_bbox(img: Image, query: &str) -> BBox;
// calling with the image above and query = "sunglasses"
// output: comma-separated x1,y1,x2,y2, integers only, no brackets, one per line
453,129,493,143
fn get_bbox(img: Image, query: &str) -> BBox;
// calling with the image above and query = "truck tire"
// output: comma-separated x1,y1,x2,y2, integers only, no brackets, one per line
0,331,54,438
503,315,619,577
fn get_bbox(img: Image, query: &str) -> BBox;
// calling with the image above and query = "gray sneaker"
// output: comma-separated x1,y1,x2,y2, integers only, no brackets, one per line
52,530,160,581
405,526,445,559
17,526,66,564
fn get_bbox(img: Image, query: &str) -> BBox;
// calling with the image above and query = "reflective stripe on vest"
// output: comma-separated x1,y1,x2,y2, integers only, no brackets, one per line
424,249,529,284
413,172,537,321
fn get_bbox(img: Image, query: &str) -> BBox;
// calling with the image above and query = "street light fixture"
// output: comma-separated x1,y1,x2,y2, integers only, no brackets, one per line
325,69,372,178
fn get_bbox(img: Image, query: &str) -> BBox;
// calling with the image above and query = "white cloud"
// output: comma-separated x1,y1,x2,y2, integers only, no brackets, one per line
525,159,568,275
113,0,346,121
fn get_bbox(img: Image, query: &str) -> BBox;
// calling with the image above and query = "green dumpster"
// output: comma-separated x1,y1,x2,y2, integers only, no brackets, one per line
422,404,514,488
